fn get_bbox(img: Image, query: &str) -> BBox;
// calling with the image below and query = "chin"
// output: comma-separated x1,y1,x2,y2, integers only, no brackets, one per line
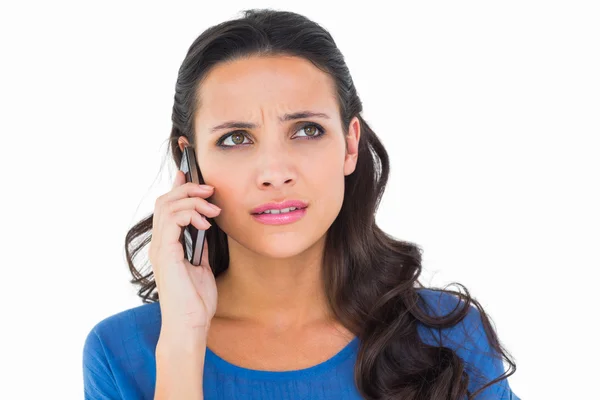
254,234,318,259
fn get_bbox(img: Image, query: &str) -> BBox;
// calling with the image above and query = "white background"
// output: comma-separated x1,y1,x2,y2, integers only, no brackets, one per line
1,1,598,399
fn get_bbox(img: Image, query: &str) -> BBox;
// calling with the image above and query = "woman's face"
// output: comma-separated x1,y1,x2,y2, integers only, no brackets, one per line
187,54,360,259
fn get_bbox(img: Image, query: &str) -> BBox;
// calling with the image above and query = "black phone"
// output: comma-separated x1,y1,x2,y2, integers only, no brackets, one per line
179,146,207,266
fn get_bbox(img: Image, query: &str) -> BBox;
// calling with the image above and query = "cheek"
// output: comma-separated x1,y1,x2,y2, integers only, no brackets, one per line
310,157,346,219
201,164,247,211
205,181,245,236
209,184,242,212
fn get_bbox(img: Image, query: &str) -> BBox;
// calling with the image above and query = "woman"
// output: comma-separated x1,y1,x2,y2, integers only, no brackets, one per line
83,9,519,400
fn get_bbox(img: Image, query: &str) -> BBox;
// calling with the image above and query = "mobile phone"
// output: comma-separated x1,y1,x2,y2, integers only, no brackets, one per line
179,146,207,266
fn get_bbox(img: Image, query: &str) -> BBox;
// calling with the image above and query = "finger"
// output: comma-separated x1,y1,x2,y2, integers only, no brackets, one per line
152,208,210,278
162,209,211,250
154,174,186,237
167,197,221,218
151,181,214,265
161,181,214,206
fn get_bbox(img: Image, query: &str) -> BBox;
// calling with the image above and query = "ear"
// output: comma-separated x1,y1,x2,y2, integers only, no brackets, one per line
343,116,361,176
178,136,190,153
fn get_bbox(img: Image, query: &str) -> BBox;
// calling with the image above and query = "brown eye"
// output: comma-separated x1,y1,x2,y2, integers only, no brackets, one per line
217,123,325,148
231,132,244,144
294,123,325,140
304,125,317,136
217,131,251,148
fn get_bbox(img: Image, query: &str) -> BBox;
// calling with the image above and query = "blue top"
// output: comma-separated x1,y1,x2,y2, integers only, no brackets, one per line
83,289,520,399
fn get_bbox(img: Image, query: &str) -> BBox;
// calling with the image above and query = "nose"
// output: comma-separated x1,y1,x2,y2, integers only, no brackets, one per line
257,163,296,189
255,144,297,190
260,176,294,189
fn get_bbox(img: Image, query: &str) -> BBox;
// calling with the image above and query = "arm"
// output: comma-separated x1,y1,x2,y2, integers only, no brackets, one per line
82,328,122,400
417,290,520,399
154,330,207,400
459,308,519,400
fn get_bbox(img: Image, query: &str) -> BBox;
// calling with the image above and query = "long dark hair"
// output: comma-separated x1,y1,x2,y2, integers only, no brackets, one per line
125,8,516,399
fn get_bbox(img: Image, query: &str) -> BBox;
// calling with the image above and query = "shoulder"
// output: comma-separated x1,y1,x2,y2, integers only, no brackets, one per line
415,287,491,344
87,301,161,342
82,302,161,398
84,301,161,358
415,288,518,399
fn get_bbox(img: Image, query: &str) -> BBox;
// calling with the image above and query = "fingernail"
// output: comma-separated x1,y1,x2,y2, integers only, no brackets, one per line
209,203,221,211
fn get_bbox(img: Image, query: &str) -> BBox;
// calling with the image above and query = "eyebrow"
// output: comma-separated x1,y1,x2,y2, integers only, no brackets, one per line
210,111,330,133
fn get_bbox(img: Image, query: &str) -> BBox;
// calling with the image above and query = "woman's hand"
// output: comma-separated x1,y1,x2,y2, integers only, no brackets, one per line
149,170,220,337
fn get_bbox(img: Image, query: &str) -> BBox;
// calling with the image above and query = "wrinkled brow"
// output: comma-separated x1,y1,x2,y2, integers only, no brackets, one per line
210,111,330,133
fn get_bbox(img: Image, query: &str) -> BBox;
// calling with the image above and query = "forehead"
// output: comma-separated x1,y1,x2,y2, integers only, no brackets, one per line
195,55,338,124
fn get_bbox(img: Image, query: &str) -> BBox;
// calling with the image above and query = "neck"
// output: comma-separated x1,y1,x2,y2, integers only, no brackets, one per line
214,234,334,332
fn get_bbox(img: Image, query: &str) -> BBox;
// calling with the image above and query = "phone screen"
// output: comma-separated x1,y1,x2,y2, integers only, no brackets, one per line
179,146,207,266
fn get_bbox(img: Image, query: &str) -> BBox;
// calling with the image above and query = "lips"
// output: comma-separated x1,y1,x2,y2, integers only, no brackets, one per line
250,200,308,215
